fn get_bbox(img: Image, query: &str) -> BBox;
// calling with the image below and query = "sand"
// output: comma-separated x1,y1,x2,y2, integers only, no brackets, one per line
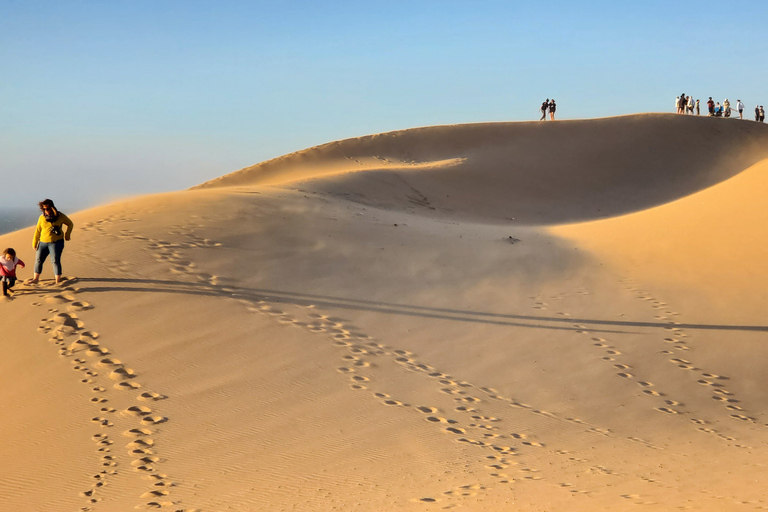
2,113,768,511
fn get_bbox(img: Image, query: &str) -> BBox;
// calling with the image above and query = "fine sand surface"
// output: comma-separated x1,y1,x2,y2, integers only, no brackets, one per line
2,114,768,511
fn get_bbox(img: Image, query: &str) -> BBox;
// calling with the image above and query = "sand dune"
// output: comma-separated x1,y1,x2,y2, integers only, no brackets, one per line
2,114,768,511
198,114,768,224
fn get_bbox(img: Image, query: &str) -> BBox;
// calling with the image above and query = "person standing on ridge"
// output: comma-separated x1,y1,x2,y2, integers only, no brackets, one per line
696,99,700,115
760,106,765,123
540,99,549,121
737,99,745,119
549,99,556,120
27,199,74,286
723,99,731,117
756,105,760,121
707,97,715,115
687,96,694,114
675,96,681,113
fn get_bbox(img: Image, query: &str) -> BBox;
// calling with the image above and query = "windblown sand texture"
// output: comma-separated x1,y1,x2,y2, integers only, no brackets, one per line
2,114,768,511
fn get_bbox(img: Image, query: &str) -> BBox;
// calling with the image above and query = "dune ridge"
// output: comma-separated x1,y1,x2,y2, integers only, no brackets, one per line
2,115,768,511
198,114,768,224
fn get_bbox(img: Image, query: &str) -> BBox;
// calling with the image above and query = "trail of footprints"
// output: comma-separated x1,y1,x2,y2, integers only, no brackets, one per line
30,283,192,511
237,302,658,505
534,281,765,448
77,215,764,506
621,280,763,431
241,285,768,505
82,215,223,286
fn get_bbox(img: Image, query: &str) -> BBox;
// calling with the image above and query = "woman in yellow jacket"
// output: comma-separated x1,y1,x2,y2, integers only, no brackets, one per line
28,199,74,285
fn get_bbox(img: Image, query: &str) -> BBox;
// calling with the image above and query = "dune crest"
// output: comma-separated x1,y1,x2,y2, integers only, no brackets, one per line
197,114,768,224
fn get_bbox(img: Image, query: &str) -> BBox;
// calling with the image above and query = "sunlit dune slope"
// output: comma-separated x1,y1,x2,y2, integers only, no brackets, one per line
197,114,768,224
552,157,768,323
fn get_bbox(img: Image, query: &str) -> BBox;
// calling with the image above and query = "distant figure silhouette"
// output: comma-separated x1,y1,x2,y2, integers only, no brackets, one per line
549,99,556,120
540,99,549,121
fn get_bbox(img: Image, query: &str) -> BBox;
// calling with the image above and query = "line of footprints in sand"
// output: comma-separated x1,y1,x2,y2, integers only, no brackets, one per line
78,216,627,504
238,297,659,505
31,283,197,512
80,216,723,506
238,285,768,507
81,217,223,286
74,216,766,507
532,280,768,452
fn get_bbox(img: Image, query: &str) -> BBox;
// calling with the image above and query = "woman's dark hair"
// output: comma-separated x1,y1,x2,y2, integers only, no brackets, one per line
38,199,55,211
3,248,15,257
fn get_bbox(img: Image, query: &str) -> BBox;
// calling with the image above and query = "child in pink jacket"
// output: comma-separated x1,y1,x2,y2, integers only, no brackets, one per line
1,248,25,296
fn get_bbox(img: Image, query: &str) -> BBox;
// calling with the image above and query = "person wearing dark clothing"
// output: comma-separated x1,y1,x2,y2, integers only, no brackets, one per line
757,105,761,122
549,99,556,120
540,99,549,121
760,106,765,123
707,97,715,116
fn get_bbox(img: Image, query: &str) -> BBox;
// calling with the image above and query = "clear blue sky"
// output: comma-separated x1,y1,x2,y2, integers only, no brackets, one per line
3,0,768,211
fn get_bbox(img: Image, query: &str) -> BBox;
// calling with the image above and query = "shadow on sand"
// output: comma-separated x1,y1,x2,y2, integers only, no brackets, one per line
18,276,768,335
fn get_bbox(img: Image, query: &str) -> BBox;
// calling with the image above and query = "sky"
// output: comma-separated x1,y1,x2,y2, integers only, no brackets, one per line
3,0,768,213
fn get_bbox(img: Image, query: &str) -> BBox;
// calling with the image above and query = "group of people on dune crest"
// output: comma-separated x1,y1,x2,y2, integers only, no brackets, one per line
677,93,764,121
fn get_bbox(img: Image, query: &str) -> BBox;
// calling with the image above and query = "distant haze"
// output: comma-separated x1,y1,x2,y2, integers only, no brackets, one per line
0,209,33,237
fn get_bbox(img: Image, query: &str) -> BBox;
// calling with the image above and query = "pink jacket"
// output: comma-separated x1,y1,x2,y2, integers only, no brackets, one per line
0,256,25,278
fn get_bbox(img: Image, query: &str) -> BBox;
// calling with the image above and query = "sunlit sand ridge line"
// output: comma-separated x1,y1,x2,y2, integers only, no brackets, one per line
197,114,768,225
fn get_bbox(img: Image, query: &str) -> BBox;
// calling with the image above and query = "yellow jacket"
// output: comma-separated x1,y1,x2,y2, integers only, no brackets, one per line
33,212,74,247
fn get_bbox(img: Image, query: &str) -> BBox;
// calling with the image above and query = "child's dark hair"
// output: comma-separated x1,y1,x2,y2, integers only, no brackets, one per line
3,248,16,258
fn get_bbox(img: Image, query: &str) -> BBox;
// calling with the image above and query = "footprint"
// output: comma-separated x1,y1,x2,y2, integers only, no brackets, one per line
426,416,459,425
123,406,152,417
98,358,123,368
132,456,161,468
91,417,113,427
109,368,137,380
127,439,155,449
123,428,153,438
86,347,110,357
114,381,141,390
140,416,168,425
141,490,169,499
138,392,167,402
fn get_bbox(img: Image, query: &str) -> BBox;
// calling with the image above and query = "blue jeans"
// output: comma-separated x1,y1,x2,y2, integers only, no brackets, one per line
34,239,65,276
